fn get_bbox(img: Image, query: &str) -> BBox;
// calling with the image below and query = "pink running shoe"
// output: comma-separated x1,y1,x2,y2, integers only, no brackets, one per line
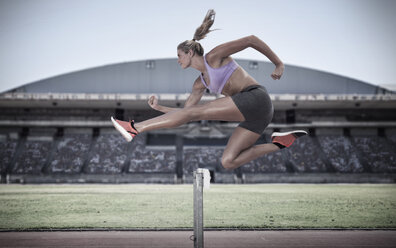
111,116,138,142
271,130,308,149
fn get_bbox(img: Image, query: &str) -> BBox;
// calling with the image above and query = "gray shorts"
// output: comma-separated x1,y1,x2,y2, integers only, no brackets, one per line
231,85,273,134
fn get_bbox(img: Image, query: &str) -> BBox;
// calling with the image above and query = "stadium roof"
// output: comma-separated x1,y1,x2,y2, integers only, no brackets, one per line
4,58,392,95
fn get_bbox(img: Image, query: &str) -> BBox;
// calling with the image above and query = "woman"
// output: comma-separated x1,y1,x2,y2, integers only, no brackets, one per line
111,9,307,170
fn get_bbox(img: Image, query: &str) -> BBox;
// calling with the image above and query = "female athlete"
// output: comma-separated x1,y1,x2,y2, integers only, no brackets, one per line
111,9,307,170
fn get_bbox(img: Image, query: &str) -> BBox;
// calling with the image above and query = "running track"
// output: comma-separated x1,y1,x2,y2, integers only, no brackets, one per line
1,230,395,248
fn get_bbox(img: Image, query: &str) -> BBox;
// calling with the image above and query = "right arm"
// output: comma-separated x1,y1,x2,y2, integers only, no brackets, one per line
208,35,284,80
148,77,205,113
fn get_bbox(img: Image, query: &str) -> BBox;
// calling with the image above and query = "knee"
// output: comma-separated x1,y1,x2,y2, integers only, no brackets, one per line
221,154,235,170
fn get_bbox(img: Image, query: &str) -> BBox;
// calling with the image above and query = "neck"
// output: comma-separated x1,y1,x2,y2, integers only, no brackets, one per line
190,55,206,73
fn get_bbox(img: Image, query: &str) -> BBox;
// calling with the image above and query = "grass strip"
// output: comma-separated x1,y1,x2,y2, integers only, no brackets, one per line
0,184,395,230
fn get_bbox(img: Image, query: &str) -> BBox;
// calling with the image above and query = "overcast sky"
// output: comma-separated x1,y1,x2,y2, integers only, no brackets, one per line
0,0,395,93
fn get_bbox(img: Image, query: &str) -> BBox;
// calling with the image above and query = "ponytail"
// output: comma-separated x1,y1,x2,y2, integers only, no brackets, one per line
193,9,216,42
177,9,217,57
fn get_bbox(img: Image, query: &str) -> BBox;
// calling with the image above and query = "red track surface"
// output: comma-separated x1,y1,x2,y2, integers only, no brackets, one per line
1,230,395,248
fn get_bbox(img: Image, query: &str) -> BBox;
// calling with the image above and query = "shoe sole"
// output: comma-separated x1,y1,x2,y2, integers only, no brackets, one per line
271,130,308,138
111,116,133,142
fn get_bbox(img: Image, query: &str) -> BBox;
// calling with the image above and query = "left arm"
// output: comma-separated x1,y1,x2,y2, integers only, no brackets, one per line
148,77,205,113
209,35,284,80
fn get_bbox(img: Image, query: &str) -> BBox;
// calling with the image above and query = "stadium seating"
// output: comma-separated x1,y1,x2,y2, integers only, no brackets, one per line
49,129,92,173
0,129,19,174
1,125,396,183
183,147,223,175
128,134,177,173
285,135,328,173
86,128,129,174
13,139,51,174
389,135,396,144
9,128,54,174
316,135,363,173
351,135,396,173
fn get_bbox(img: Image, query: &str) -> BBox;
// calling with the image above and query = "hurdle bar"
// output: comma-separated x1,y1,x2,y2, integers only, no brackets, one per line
193,168,210,248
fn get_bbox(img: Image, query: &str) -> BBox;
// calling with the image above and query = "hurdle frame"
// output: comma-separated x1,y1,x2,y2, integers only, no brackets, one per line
193,169,205,248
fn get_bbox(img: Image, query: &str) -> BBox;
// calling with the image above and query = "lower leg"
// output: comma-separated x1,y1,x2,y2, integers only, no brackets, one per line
223,143,280,170
134,109,191,133
222,129,309,170
134,97,245,133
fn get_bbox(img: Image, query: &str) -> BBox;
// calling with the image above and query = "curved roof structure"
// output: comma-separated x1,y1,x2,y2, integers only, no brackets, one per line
5,58,391,95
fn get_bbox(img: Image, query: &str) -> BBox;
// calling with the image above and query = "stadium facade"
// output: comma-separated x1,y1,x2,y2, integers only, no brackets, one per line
1,58,395,184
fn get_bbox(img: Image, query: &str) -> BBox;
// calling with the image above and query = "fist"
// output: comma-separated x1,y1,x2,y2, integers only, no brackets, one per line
271,64,284,80
148,95,158,109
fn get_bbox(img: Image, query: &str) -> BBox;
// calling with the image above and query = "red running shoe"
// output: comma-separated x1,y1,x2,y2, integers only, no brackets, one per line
271,130,308,149
111,116,138,142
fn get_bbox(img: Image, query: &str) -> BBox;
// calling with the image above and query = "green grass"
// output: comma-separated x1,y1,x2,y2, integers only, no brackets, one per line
0,184,395,230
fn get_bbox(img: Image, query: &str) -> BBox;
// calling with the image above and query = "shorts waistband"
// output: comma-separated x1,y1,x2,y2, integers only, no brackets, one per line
241,84,265,92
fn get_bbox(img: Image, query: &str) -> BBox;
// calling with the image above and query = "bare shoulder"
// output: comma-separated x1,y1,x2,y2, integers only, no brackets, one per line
206,36,253,67
205,52,233,68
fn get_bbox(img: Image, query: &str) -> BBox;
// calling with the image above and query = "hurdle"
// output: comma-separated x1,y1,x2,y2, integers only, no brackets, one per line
192,168,210,248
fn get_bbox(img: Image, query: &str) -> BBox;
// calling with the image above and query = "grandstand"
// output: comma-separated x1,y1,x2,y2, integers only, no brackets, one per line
1,58,395,183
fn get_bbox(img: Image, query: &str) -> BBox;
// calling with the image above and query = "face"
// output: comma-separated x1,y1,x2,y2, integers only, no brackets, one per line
177,49,192,69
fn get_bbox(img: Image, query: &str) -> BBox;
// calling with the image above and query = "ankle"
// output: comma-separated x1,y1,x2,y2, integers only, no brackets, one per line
272,142,285,150
133,122,143,133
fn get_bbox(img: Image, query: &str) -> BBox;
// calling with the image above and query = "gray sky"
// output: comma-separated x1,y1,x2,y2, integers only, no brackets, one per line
0,0,395,93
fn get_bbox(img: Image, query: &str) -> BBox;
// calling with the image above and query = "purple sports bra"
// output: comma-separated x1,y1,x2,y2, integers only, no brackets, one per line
200,54,239,94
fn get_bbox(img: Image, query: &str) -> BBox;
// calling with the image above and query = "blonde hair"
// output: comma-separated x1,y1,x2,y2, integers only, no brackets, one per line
177,9,216,56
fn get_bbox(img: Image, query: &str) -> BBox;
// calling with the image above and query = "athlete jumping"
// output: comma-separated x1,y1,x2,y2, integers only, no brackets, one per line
111,9,307,170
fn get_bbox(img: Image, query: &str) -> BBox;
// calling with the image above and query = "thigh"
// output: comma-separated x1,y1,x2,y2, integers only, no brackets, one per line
189,96,245,122
232,85,273,134
223,127,261,159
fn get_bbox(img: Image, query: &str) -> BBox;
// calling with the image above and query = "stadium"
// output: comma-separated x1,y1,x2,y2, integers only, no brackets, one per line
2,0,396,246
1,57,396,185
1,58,396,247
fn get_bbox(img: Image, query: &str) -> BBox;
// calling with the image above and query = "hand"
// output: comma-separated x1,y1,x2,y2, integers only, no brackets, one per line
148,95,159,110
271,64,284,80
